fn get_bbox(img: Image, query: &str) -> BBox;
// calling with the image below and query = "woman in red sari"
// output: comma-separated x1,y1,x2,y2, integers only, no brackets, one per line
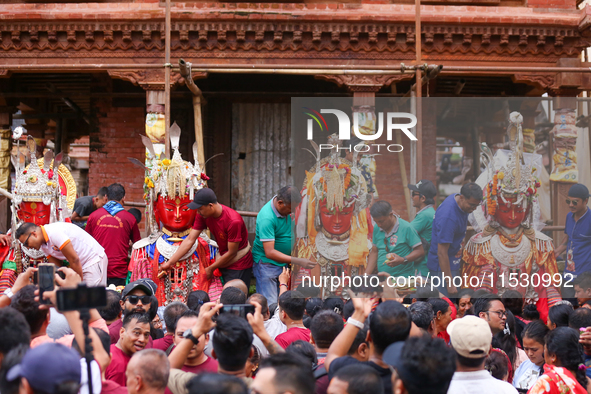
527,327,588,394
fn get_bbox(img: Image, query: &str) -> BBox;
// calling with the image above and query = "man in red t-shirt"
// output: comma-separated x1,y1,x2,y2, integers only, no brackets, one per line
275,290,311,349
161,188,254,288
105,312,151,386
86,183,141,287
173,310,218,373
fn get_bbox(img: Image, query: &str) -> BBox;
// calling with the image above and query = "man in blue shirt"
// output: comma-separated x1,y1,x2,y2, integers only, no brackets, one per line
427,182,482,296
252,186,316,304
555,183,591,299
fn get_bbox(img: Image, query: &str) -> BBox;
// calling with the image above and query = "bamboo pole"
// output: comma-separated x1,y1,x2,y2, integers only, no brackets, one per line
164,0,171,157
179,59,206,168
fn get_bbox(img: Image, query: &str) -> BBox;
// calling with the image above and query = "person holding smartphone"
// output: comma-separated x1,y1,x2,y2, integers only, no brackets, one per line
365,201,424,280
14,222,107,286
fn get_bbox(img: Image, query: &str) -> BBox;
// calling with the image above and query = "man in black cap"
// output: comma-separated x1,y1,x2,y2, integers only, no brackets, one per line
6,342,81,394
109,279,156,345
407,180,438,277
160,188,254,288
555,183,591,299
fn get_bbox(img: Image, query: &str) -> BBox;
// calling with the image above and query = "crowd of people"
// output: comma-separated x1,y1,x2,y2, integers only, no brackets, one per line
3,263,591,394
0,161,589,394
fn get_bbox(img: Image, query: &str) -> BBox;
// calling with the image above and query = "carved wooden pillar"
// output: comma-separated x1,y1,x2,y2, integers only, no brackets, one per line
0,112,11,191
548,60,579,238
0,111,11,232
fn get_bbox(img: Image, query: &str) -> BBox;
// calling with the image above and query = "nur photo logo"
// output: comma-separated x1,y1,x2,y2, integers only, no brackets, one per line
303,108,418,153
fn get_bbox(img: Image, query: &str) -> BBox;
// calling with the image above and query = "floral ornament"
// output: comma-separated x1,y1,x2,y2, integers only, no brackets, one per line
200,173,210,181
145,177,155,188
47,170,54,179
28,175,38,183
487,173,499,216
161,159,171,167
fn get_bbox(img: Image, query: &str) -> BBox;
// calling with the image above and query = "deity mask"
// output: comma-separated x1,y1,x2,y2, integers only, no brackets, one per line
17,202,52,226
318,198,355,235
140,123,208,235
494,194,530,229
154,195,196,232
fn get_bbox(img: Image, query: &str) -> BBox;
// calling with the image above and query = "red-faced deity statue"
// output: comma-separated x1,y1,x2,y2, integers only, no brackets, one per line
154,195,197,232
17,202,52,226
319,199,356,235
494,195,530,229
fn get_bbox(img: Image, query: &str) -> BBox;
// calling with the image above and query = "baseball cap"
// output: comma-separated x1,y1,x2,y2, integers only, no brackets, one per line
382,341,405,368
447,315,492,358
407,180,437,199
122,278,156,298
7,343,81,394
188,188,218,210
568,183,590,200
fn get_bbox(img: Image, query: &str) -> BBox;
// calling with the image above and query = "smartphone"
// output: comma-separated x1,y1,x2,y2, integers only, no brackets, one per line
56,285,107,312
219,304,255,319
37,263,56,305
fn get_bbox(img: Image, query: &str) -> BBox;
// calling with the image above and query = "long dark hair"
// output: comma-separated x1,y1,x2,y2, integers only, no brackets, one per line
493,310,517,369
548,303,573,328
522,320,549,373
545,327,587,388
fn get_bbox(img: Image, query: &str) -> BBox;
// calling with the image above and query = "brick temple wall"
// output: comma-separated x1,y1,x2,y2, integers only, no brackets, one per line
89,99,147,232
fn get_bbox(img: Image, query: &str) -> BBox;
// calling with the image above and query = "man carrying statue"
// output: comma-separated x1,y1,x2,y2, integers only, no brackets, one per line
0,136,76,291
129,124,221,305
293,133,372,298
462,112,561,321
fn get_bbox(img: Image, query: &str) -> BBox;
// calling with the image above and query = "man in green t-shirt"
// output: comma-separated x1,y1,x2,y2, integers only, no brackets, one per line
407,179,437,277
252,186,316,304
365,200,424,278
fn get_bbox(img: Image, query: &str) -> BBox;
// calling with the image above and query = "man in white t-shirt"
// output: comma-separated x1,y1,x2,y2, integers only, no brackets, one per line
447,315,518,394
15,222,107,286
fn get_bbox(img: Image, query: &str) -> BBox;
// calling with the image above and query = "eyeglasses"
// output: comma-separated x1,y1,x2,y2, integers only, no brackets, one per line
566,199,579,206
125,295,152,305
485,310,507,319
22,232,33,248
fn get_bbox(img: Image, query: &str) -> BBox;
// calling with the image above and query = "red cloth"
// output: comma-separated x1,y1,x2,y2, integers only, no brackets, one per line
181,356,218,374
163,357,219,394
109,319,123,345
437,330,450,344
275,327,311,349
101,380,128,394
86,207,141,279
105,345,131,386
152,334,174,351
528,365,587,394
193,205,253,271
536,299,549,326
442,296,457,320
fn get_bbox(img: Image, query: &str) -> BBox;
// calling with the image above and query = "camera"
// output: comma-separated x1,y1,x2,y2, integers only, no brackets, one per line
219,304,255,319
56,284,107,311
